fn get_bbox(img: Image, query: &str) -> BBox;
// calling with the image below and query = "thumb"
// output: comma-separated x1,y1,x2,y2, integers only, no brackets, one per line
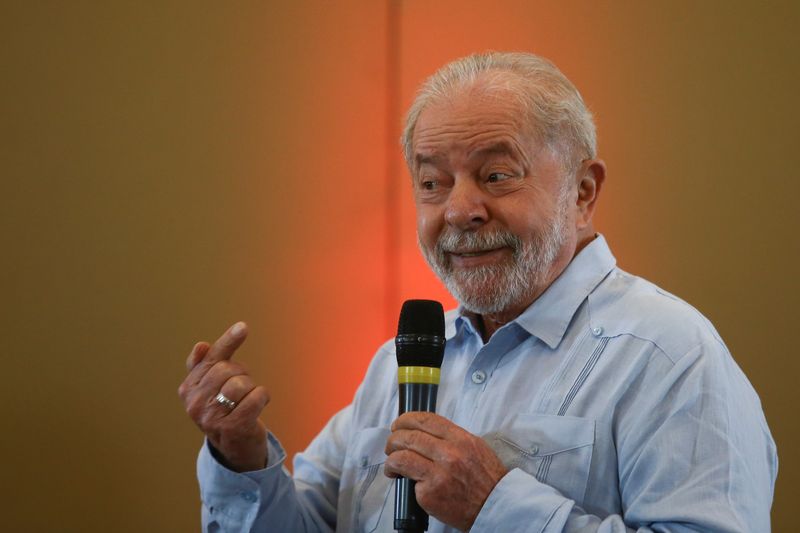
186,341,211,371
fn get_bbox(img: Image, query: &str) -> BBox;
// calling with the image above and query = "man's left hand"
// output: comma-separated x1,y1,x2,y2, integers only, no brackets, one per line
384,412,508,531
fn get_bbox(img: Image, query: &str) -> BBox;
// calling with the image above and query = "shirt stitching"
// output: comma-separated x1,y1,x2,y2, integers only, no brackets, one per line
558,337,609,416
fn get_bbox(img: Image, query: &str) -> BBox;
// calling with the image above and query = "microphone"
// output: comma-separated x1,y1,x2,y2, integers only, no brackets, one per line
394,299,446,533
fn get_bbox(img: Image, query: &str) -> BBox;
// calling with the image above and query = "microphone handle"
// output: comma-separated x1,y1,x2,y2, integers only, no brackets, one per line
395,381,438,532
399,382,438,414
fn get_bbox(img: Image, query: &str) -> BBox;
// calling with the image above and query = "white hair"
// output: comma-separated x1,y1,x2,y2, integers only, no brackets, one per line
401,51,597,172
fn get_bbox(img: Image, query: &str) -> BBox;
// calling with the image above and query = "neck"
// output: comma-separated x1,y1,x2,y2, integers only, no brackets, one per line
466,304,531,342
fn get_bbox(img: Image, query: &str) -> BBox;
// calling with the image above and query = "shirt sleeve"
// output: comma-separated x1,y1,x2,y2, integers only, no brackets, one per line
197,404,355,533
470,341,778,533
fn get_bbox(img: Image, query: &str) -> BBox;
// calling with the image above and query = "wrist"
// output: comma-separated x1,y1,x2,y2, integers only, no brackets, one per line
208,438,268,472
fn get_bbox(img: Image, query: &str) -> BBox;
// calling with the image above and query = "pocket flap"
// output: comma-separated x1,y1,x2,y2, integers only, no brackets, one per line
498,413,595,456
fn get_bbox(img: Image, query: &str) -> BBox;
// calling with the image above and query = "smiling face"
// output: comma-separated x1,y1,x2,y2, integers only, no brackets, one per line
412,82,582,317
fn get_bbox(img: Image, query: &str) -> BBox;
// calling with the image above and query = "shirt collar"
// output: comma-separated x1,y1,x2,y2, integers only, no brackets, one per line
514,234,616,349
449,234,616,348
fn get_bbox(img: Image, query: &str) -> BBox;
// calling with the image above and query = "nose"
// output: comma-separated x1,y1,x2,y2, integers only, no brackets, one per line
444,178,489,230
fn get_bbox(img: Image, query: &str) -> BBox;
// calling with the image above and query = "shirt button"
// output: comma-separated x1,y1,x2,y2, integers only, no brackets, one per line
592,326,604,336
360,456,368,467
240,491,257,503
471,370,487,384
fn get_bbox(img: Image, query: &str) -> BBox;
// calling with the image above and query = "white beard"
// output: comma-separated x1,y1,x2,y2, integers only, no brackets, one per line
419,191,571,315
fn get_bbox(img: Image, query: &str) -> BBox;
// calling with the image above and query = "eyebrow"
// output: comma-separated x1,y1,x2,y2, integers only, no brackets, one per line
415,152,445,167
414,141,519,166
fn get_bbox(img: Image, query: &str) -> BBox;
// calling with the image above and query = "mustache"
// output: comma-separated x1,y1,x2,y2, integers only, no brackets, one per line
436,229,521,256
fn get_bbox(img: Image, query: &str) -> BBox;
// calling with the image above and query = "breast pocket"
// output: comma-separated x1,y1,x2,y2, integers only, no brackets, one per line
486,413,595,504
345,427,394,533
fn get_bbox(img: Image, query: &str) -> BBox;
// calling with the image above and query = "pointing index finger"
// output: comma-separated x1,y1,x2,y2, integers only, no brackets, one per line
205,321,249,364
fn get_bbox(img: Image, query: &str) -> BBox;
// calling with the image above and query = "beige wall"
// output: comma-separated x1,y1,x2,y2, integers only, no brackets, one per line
1,2,797,531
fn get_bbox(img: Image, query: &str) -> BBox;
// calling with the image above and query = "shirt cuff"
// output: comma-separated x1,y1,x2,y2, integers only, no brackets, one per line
196,432,289,527
470,468,574,533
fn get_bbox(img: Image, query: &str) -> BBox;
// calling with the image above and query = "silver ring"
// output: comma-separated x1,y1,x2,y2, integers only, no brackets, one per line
214,392,236,410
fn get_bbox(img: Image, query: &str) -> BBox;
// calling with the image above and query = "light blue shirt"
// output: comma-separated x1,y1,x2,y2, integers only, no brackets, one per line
197,235,777,532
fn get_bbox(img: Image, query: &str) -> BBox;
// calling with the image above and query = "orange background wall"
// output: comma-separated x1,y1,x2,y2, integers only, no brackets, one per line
2,2,797,531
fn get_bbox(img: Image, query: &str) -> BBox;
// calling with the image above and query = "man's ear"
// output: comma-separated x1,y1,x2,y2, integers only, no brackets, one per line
574,159,606,230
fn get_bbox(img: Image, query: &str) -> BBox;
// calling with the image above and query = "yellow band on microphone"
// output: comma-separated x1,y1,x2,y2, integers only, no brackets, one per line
398,366,441,385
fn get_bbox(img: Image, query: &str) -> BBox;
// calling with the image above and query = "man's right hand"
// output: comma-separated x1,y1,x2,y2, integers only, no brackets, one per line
178,322,271,472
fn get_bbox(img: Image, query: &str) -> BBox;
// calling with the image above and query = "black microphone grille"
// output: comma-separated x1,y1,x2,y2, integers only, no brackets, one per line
396,299,446,368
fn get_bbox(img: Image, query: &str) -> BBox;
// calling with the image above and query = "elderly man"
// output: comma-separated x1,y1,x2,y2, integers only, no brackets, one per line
179,52,777,532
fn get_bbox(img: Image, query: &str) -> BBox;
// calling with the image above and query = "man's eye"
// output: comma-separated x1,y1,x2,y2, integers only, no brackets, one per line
487,172,510,183
421,180,437,190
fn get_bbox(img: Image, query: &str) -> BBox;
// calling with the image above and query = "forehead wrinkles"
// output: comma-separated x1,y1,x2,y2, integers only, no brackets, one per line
412,86,540,166
415,119,518,151
414,120,533,170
